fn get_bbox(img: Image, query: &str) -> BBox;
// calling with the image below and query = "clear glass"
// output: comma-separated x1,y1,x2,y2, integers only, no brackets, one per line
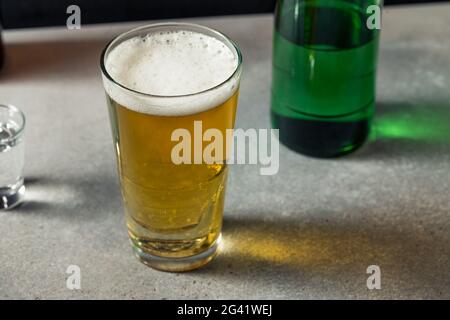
100,23,242,272
0,104,25,210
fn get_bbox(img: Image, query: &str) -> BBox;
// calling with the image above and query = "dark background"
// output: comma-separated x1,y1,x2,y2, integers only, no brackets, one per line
1,0,448,29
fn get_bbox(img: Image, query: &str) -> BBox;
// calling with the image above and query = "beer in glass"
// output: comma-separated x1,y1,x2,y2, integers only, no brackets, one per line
100,23,242,271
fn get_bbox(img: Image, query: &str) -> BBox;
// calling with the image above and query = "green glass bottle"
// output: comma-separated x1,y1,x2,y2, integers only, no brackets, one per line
271,0,381,157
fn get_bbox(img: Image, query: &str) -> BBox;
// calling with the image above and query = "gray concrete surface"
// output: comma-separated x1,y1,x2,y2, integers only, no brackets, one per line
0,4,449,299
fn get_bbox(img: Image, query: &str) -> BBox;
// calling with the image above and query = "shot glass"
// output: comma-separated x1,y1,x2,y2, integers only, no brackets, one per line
0,104,25,210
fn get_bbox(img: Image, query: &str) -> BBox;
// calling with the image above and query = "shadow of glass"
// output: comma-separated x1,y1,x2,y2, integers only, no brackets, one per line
349,101,450,161
196,213,450,298
13,174,122,220
17,200,53,212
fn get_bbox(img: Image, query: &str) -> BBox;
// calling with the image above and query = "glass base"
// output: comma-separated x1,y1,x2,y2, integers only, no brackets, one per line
0,183,25,210
131,235,221,272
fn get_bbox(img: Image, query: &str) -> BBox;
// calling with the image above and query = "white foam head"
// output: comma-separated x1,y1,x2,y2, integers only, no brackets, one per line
102,27,240,116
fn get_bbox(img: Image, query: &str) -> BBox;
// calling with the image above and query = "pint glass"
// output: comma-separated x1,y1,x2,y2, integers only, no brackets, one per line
101,23,242,271
272,0,382,157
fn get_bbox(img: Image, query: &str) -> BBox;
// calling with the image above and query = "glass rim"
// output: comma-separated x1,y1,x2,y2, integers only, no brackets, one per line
100,22,243,99
0,104,26,142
